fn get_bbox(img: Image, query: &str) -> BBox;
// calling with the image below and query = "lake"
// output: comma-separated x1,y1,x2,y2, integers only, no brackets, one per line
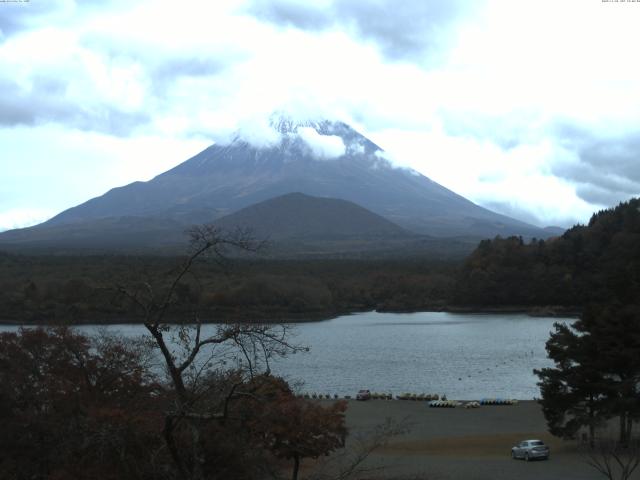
0,311,571,399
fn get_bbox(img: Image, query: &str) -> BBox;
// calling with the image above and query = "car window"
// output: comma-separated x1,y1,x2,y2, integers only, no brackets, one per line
530,441,544,446
519,442,527,447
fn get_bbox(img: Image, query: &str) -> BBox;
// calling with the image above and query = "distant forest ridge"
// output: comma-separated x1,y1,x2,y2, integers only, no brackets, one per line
453,198,640,308
0,198,637,324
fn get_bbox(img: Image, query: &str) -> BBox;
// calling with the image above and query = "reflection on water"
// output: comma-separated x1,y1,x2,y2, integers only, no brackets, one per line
370,321,477,326
0,311,571,399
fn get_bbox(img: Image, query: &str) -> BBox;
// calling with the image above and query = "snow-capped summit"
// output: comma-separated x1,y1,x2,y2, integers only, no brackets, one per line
0,117,554,250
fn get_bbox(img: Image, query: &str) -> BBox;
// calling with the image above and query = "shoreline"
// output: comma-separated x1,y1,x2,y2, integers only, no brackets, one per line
0,305,581,326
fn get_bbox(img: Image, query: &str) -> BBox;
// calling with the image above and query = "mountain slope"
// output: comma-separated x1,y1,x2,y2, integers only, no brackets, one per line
213,192,410,240
0,118,553,252
41,119,547,237
0,216,186,252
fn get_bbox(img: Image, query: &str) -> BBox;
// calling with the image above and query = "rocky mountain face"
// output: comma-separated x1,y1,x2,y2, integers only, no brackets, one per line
0,117,554,252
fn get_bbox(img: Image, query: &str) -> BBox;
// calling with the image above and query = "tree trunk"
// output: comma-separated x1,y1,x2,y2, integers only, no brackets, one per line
589,401,595,448
620,412,628,445
292,453,300,480
164,416,187,478
189,419,205,480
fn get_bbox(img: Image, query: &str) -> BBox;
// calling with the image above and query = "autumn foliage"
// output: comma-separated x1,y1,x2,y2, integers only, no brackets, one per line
242,376,348,480
0,327,163,479
0,328,348,480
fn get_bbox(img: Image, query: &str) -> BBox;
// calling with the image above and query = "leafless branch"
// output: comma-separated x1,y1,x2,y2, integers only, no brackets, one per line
109,224,302,480
308,417,412,480
582,439,640,480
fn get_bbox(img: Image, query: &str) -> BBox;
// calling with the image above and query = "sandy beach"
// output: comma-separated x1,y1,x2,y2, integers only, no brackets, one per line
334,399,611,480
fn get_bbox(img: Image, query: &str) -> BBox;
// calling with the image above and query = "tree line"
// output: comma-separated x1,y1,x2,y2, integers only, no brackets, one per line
454,198,640,308
3,198,640,325
0,253,457,324
524,200,640,478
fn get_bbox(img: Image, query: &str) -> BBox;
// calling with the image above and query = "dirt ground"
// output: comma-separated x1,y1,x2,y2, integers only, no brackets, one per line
332,399,622,480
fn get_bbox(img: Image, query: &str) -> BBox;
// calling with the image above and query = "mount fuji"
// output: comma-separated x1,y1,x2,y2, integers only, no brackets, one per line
0,117,554,253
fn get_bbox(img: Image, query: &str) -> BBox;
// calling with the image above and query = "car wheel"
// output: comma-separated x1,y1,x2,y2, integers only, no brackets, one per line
525,452,530,462
511,450,516,459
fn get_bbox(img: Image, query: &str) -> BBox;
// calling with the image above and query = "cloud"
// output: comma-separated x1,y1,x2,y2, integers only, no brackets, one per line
0,0,73,40
0,208,58,232
573,185,632,208
479,200,549,228
368,127,598,227
434,113,640,214
212,114,350,158
0,124,211,232
346,141,364,155
2,0,640,231
247,0,333,30
0,75,150,136
235,117,284,148
297,127,345,159
0,26,154,136
153,57,230,81
79,31,244,96
373,150,414,172
0,2,248,137
550,127,640,205
246,0,479,63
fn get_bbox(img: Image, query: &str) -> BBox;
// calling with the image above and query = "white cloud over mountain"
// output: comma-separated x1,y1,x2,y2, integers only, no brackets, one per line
297,127,345,159
1,0,640,230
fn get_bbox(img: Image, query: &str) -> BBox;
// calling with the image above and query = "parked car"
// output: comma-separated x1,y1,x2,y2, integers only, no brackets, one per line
356,389,371,401
511,439,550,461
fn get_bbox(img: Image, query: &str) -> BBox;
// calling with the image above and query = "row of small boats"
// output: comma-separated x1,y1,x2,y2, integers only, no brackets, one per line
480,398,519,405
396,393,443,401
299,393,341,399
296,393,520,405
429,400,459,408
430,399,519,408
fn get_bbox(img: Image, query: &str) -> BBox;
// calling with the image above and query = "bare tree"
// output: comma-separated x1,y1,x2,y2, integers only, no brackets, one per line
116,225,304,480
307,417,412,480
582,439,640,480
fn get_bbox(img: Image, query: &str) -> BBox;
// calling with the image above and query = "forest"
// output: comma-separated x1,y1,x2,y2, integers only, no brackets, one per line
1,199,639,324
453,198,640,309
0,253,457,324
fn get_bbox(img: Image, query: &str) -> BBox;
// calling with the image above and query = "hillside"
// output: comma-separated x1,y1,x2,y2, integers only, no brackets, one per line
213,192,409,240
0,216,186,253
453,198,640,308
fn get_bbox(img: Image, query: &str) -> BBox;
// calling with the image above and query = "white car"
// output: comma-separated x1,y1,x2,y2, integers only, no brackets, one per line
356,389,371,401
511,439,550,461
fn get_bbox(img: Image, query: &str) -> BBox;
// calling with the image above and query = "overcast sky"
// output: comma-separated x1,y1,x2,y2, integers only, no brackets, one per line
1,0,639,231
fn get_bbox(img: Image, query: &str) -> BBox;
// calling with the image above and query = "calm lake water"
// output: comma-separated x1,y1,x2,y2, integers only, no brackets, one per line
0,311,571,400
